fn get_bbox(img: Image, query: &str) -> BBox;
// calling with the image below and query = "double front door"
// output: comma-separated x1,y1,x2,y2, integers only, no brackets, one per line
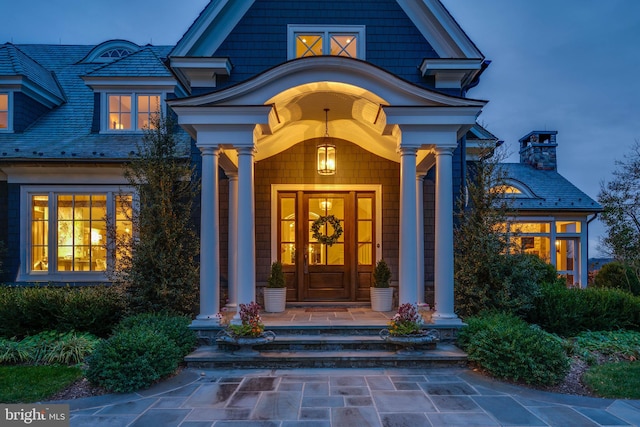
277,191,376,302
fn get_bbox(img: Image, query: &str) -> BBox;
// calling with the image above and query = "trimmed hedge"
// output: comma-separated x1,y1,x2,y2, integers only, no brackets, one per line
114,312,196,354
86,313,196,393
527,282,640,336
458,312,569,386
85,327,181,393
0,285,126,338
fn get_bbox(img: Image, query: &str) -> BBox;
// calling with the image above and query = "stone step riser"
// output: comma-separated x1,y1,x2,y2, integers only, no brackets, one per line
192,326,460,345
186,359,467,369
216,341,437,352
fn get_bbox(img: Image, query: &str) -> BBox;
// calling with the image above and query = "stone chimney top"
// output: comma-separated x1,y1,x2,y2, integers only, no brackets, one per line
519,130,558,171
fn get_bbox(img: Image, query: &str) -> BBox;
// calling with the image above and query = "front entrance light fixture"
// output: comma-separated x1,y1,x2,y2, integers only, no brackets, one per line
317,108,336,175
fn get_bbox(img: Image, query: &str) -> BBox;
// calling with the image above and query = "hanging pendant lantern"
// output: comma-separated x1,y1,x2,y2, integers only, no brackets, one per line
317,108,336,175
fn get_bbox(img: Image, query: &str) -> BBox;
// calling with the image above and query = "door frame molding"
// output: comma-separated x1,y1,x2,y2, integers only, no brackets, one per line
270,184,382,264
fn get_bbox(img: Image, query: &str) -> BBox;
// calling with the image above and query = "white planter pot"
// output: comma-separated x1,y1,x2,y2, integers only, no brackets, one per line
370,287,393,312
263,288,287,312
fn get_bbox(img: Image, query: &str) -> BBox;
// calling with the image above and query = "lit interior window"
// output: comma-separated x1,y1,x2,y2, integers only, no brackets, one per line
330,34,357,57
137,95,160,130
108,95,132,130
491,185,522,194
296,34,323,57
30,192,133,274
56,194,107,272
0,93,8,129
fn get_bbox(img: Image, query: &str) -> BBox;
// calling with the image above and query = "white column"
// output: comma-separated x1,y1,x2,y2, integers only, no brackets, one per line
432,146,461,323
580,219,588,288
399,147,418,305
235,147,256,312
195,146,220,323
226,172,239,308
416,173,426,305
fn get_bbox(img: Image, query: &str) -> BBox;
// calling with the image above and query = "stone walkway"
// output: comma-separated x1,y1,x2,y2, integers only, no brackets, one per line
58,367,640,426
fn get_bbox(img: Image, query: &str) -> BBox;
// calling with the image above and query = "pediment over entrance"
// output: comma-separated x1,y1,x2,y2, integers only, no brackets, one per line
169,57,485,164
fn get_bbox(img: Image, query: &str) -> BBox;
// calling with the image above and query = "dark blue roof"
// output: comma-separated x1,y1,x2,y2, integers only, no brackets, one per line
0,44,190,161
502,163,601,213
0,44,64,102
85,47,174,78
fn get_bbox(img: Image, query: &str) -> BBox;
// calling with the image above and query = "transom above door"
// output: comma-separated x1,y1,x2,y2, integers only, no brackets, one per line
274,186,381,302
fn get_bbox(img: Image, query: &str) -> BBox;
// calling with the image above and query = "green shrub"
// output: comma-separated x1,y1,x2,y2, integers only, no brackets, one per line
458,312,570,386
527,282,640,336
115,312,196,355
0,285,126,338
455,253,555,318
593,262,640,296
86,327,182,393
41,332,101,365
0,331,100,365
0,338,30,364
571,330,640,363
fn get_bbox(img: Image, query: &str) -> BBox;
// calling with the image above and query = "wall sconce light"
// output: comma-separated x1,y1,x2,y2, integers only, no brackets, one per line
317,108,336,175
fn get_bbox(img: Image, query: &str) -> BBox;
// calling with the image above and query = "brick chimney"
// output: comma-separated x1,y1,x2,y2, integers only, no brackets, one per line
519,130,558,171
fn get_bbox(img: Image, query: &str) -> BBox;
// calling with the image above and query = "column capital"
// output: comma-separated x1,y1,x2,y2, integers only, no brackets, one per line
236,146,256,156
398,146,418,156
199,146,220,156
434,145,457,156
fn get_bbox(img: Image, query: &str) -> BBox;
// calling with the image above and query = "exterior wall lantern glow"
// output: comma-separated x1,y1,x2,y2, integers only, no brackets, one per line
317,108,336,175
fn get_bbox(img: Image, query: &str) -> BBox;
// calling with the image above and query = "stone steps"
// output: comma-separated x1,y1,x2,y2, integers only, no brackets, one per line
185,344,467,369
186,324,467,369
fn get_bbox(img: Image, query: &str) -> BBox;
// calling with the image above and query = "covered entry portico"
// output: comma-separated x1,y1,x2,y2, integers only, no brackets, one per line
169,56,485,327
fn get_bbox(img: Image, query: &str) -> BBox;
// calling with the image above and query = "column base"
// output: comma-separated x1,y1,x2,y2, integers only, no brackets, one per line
431,314,464,326
191,316,221,328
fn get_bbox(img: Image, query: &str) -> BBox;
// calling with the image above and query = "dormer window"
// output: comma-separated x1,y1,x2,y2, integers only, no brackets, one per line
107,93,161,131
288,25,365,60
99,48,132,61
0,93,9,130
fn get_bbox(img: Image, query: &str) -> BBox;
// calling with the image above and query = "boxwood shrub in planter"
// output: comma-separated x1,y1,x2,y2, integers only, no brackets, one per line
264,261,286,313
370,259,393,312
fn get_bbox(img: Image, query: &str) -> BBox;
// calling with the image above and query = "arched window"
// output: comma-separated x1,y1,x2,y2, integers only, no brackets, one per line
82,40,140,63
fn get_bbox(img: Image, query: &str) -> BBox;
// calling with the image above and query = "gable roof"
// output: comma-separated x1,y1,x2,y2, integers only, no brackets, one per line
172,0,481,59
0,43,65,107
501,163,601,213
84,47,174,78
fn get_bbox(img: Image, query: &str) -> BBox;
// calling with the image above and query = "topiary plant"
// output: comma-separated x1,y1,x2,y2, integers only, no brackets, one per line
267,261,286,288
373,259,391,288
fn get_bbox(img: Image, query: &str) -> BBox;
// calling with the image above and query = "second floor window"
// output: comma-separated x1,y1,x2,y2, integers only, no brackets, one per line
288,26,365,60
107,93,160,131
0,93,9,130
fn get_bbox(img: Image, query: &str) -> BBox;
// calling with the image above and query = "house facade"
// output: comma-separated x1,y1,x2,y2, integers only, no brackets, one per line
0,0,599,325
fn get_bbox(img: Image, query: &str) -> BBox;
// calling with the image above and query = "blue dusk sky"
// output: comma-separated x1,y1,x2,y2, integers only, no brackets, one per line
2,0,639,257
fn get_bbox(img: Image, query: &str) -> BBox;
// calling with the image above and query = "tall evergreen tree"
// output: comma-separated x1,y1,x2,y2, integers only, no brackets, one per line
109,114,200,315
454,144,512,317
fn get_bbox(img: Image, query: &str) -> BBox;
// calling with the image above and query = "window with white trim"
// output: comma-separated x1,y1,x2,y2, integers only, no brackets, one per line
106,93,161,131
503,218,584,286
288,25,365,60
28,189,132,276
0,93,9,130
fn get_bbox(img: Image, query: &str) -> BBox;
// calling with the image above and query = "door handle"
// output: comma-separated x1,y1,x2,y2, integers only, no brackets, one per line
303,245,309,274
